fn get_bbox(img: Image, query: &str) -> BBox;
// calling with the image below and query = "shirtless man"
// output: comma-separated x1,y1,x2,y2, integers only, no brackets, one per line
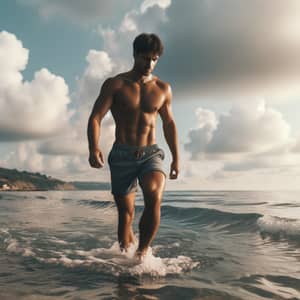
87,33,179,260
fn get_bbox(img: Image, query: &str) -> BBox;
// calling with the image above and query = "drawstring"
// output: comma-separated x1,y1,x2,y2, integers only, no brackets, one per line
133,149,145,159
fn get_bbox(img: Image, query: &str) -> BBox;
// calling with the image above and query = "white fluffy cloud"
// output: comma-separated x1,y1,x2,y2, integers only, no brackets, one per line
184,108,218,159
77,50,115,103
140,0,171,13
177,104,300,190
36,48,117,164
0,31,28,89
0,31,114,179
185,100,292,159
0,31,73,142
181,100,300,189
208,102,291,154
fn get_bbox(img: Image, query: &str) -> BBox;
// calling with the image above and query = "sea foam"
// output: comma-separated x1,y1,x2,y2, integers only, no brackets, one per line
257,215,300,237
1,228,199,277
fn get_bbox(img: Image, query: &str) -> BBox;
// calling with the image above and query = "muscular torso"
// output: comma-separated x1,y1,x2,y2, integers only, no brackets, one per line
110,73,167,147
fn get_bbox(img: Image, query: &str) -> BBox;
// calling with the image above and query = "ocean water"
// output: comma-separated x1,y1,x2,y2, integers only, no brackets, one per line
0,190,299,300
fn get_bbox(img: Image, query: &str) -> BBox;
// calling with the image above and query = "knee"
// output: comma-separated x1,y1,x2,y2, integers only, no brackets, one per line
141,174,165,196
143,185,163,201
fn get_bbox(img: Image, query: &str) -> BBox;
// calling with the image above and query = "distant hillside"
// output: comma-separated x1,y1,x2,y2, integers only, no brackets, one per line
0,167,110,191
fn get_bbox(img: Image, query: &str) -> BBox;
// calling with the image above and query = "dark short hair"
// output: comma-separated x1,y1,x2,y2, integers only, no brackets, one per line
133,33,164,56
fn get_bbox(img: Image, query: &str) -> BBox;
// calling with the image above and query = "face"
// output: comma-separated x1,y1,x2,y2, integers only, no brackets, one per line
134,51,159,75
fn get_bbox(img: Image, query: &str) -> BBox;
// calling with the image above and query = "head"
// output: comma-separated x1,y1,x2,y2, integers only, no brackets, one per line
133,33,164,76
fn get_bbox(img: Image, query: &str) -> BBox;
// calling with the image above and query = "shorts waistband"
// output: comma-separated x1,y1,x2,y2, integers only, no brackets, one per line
112,142,159,152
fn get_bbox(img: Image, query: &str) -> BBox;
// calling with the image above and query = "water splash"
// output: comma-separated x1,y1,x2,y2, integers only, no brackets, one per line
257,215,300,238
1,228,199,277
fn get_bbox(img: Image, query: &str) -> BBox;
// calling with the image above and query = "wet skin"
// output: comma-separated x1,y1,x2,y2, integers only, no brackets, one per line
87,51,179,259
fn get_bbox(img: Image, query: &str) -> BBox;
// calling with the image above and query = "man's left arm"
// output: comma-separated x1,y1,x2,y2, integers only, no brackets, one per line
158,84,179,179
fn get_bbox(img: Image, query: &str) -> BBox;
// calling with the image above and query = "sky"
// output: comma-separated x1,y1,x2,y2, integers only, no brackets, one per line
1,0,300,190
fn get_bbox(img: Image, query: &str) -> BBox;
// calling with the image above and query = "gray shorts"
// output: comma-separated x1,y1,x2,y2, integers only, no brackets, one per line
108,142,166,196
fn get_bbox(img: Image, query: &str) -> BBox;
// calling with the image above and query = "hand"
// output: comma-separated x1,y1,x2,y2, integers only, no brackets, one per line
169,160,179,179
88,148,104,168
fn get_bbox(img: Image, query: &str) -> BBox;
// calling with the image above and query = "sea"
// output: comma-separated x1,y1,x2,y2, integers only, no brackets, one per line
0,190,299,300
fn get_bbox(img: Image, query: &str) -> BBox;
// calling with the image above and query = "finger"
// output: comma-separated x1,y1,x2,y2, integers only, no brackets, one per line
89,157,102,168
92,160,101,168
97,159,104,167
94,154,103,167
98,152,104,166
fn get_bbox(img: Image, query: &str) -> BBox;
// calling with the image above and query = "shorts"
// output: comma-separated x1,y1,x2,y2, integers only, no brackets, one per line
108,142,166,196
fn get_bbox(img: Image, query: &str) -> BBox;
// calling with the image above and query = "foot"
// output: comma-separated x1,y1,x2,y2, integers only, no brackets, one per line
134,248,147,263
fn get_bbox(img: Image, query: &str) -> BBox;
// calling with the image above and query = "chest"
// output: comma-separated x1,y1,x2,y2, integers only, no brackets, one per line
115,84,165,113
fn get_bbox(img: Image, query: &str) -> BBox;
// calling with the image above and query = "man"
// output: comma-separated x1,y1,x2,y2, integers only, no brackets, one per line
87,33,179,260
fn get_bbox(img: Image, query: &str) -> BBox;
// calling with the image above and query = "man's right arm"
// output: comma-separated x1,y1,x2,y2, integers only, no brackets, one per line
87,77,115,168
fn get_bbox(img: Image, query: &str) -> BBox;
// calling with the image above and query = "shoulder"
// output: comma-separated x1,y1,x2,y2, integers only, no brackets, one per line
155,77,172,94
114,72,132,85
155,77,172,103
101,74,125,91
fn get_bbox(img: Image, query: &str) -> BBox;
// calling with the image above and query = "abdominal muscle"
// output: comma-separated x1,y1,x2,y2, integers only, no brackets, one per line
114,117,157,147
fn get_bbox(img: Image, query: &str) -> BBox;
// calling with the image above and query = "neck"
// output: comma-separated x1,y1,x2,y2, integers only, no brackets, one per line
130,68,153,84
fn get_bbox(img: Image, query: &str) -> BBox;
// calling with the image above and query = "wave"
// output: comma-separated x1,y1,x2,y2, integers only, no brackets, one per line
77,199,115,209
160,205,262,231
160,206,300,241
257,215,300,239
72,200,300,241
270,203,300,207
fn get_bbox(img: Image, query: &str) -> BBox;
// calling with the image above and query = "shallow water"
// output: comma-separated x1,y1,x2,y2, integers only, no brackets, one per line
0,190,300,299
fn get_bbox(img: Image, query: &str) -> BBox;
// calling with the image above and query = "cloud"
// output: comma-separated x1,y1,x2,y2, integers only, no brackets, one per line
181,100,300,188
291,137,300,153
0,31,114,179
0,31,74,142
77,50,115,103
140,0,171,13
0,31,28,89
36,111,115,157
208,101,291,154
37,138,86,156
223,155,295,172
3,141,111,181
17,0,300,101
97,0,171,67
37,49,117,159
184,100,291,159
18,0,139,25
156,0,300,99
184,108,218,159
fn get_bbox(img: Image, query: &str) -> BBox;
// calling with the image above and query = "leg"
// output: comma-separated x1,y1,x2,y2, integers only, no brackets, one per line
113,192,136,251
137,171,166,258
